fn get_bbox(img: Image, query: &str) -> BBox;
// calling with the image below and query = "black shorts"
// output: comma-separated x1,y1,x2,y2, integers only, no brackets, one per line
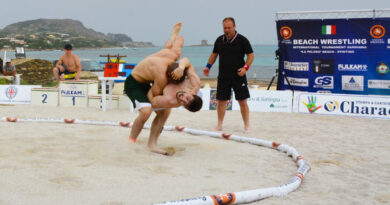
216,77,250,101
124,74,151,109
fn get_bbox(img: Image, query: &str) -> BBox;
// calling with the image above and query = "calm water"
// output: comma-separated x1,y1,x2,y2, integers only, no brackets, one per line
4,45,278,81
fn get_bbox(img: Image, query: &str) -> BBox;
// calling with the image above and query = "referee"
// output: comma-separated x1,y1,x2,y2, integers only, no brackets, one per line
203,17,254,133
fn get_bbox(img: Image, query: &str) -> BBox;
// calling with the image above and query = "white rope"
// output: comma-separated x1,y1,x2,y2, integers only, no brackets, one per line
0,117,310,205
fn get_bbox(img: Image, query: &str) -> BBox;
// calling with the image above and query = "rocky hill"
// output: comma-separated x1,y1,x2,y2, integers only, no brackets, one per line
0,19,153,49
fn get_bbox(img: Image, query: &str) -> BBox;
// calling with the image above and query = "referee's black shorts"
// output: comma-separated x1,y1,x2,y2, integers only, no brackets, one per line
216,77,250,101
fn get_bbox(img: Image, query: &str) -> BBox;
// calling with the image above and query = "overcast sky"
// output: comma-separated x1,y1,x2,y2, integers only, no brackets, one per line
0,0,389,46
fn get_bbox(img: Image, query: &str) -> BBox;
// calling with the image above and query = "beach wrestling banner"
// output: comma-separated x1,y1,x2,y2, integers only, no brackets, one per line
276,18,390,95
0,85,41,104
296,93,390,119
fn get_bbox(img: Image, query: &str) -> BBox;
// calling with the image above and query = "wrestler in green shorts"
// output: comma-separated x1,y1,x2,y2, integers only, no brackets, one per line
124,74,152,111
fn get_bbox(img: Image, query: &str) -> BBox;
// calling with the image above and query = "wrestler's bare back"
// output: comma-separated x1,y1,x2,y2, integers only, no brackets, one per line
131,48,178,83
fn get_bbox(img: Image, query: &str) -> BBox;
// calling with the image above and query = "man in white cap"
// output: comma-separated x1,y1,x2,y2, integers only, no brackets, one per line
2,60,16,77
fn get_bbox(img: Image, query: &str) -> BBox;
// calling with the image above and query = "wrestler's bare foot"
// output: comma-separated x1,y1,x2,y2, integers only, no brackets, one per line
148,145,169,156
245,127,251,134
215,125,222,131
172,22,182,36
129,136,137,143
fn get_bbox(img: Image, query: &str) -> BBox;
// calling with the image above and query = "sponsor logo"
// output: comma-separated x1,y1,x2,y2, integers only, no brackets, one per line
340,101,390,116
376,63,389,74
342,76,364,91
280,26,292,39
313,60,334,74
285,77,309,87
368,80,390,89
210,193,236,205
370,25,385,39
322,25,336,35
284,61,309,71
5,86,18,100
60,85,86,97
324,101,339,112
314,76,334,89
302,96,322,113
338,64,368,71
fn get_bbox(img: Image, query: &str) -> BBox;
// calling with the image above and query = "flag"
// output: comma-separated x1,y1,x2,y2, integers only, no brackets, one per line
322,25,336,35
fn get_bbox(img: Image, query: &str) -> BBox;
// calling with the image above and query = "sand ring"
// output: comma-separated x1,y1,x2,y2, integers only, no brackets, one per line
1,117,310,205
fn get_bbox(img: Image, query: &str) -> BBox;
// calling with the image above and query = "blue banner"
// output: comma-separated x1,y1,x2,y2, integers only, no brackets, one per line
276,18,390,95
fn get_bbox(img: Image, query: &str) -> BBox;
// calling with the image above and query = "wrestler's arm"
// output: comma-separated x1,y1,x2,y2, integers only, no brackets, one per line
170,57,191,80
147,89,177,108
186,65,201,94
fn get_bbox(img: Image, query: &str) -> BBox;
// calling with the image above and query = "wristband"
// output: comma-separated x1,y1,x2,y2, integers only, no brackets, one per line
206,63,212,69
244,64,249,71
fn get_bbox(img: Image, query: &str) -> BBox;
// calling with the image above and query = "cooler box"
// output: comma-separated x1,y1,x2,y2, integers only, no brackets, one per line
88,95,119,109
31,87,59,107
104,63,119,77
59,81,89,107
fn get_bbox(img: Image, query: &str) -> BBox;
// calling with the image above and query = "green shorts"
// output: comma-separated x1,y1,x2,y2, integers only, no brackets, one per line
124,74,151,110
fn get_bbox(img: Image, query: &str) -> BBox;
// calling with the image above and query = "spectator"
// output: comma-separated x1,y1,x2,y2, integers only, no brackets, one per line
53,44,82,82
2,59,16,77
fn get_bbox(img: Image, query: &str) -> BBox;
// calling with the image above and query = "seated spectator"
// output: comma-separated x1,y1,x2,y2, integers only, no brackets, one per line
53,44,82,82
2,60,16,77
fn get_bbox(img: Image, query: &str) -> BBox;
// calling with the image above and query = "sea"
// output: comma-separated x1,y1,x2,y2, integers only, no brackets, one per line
4,45,279,81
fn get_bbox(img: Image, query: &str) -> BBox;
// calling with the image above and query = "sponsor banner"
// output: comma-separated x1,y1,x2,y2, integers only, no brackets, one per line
297,93,390,119
232,90,292,112
277,18,390,95
342,75,364,91
284,77,309,87
0,85,41,104
368,80,390,89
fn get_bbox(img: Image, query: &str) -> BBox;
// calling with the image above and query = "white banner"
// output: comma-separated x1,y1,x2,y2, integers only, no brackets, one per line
0,85,42,104
297,93,390,119
232,90,292,112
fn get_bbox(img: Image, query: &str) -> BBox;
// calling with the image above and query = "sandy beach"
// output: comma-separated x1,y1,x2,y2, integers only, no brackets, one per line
0,105,389,205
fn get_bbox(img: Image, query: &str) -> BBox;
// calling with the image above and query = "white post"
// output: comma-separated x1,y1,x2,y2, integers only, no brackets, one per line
101,80,107,112
108,80,113,110
3,51,6,67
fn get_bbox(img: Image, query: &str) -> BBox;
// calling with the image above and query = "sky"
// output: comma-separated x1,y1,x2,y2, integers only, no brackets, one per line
0,0,389,46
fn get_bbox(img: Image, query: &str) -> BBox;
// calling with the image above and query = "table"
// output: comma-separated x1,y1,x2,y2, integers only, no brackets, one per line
98,76,126,111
